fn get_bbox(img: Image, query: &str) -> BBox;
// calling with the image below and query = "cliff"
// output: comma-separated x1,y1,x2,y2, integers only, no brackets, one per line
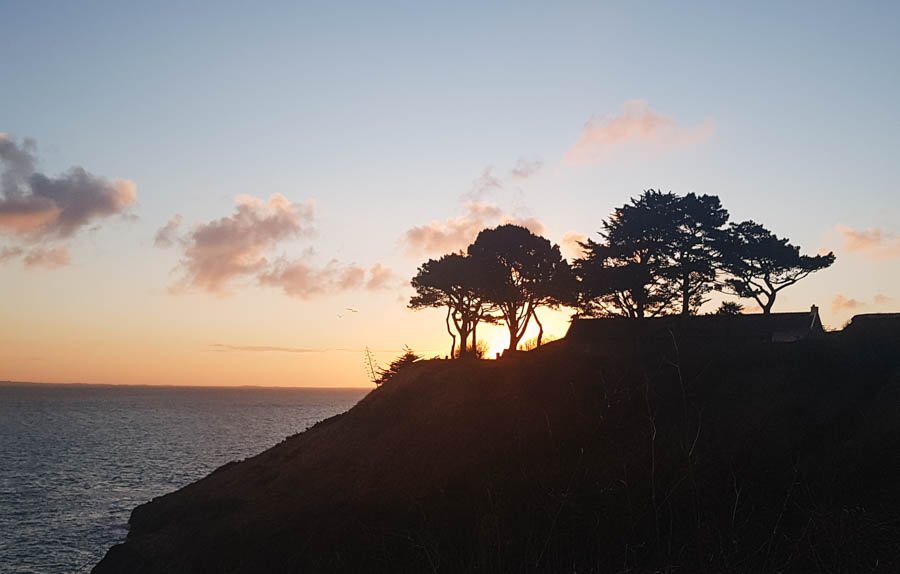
94,332,900,573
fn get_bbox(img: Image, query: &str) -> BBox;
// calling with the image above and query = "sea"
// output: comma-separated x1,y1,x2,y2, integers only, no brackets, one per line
0,383,369,574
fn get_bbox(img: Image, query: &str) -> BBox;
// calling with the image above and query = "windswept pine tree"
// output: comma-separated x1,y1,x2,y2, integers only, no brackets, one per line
717,220,835,314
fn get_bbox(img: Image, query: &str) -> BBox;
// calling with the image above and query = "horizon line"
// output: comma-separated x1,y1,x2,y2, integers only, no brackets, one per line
0,380,374,390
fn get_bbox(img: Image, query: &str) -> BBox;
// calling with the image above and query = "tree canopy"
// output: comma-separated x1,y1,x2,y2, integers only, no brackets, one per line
468,225,574,351
408,252,497,358
717,220,835,314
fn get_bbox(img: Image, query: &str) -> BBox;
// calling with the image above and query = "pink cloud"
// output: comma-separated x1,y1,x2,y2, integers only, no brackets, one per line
564,100,714,164
161,194,396,298
560,231,588,261
260,260,397,299
166,194,315,294
832,293,866,313
874,293,894,306
836,225,900,259
365,263,397,290
403,201,545,257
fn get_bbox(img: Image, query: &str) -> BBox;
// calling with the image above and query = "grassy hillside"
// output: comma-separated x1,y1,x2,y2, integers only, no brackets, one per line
94,332,900,573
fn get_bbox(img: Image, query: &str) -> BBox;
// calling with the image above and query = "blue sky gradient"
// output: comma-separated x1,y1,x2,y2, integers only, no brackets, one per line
2,1,899,385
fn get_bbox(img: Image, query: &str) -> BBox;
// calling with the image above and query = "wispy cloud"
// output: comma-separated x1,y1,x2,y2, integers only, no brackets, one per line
154,214,183,248
509,157,543,181
874,293,894,305
559,231,587,261
836,225,900,259
832,293,865,313
365,263,396,290
0,134,136,268
23,246,70,269
210,344,404,354
0,246,24,263
402,200,545,257
564,100,714,164
259,260,399,299
465,167,503,200
210,344,329,353
402,159,551,257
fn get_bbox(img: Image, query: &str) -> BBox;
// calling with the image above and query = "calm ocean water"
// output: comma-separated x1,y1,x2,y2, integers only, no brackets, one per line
0,383,368,574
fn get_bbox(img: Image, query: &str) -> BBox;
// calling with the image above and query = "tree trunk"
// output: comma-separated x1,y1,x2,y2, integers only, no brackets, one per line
472,321,478,358
507,320,518,352
533,309,544,347
681,270,690,315
762,295,775,315
458,326,470,358
445,307,456,359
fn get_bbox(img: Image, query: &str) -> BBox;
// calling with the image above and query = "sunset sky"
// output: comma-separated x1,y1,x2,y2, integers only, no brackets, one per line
2,2,899,387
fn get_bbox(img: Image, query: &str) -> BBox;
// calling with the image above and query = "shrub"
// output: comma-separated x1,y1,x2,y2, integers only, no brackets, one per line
374,345,420,385
453,339,488,359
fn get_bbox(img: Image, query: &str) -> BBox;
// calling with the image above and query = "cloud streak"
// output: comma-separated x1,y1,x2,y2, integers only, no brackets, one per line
565,100,714,164
210,344,405,354
0,134,137,268
836,225,900,259
23,246,70,269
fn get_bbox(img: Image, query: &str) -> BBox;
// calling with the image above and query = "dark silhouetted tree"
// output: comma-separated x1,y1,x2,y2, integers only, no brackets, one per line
667,192,729,314
574,191,681,317
576,190,729,316
574,246,666,317
409,253,497,358
718,220,835,314
468,225,574,351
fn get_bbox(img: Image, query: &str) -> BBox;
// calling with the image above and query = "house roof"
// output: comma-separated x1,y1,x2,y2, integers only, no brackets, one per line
566,307,824,344
843,313,900,335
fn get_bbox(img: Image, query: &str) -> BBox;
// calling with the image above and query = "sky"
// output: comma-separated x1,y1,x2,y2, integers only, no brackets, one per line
2,1,899,387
